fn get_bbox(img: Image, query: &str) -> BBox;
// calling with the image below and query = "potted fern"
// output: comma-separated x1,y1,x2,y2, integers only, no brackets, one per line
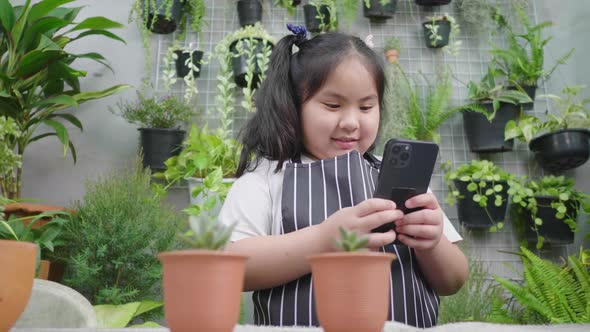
507,175,590,249
460,64,532,152
308,228,396,332
444,160,513,230
504,85,590,172
159,212,246,332
304,0,337,33
491,6,574,110
363,0,397,22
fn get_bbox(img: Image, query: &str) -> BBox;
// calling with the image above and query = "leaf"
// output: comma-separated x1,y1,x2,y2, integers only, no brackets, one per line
70,16,124,31
72,29,125,44
28,0,75,23
35,94,78,108
0,0,15,32
134,300,163,316
43,118,69,157
494,184,503,192
534,218,543,226
73,84,129,103
94,302,141,328
467,183,478,192
15,50,63,78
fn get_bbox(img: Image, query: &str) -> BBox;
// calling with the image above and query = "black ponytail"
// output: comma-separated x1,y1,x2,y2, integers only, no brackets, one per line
237,34,302,177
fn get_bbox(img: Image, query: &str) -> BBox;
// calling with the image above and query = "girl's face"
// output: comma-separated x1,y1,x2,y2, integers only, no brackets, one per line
301,55,380,161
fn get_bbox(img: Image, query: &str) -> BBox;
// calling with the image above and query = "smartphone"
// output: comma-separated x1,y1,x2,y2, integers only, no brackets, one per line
372,139,439,233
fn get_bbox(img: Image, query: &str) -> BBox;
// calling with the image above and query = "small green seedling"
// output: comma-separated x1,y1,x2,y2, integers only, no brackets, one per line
335,227,370,252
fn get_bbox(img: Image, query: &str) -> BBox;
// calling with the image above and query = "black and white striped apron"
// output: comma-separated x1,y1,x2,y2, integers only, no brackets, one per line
252,150,439,328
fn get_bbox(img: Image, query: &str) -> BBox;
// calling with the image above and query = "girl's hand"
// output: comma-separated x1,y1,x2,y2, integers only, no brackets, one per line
394,193,443,251
318,198,404,251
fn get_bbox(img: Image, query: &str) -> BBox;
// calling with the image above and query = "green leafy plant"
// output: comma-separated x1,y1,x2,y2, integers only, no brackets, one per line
0,116,21,194
376,61,409,153
443,160,514,231
507,175,590,249
274,0,299,16
335,227,369,252
310,0,338,32
505,85,590,143
161,43,202,104
490,246,590,323
491,5,574,87
401,66,471,143
177,211,235,250
424,13,461,56
55,159,184,305
0,0,129,199
384,36,401,53
461,63,532,121
113,92,195,129
94,300,163,328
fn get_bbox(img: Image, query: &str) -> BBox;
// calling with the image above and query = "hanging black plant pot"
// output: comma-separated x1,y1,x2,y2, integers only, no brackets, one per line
454,180,509,228
415,0,452,5
529,129,590,173
422,19,450,48
463,102,518,153
303,4,331,33
237,0,263,27
146,0,183,34
139,128,185,171
523,196,577,245
230,38,274,88
363,0,397,23
174,50,204,78
508,84,537,110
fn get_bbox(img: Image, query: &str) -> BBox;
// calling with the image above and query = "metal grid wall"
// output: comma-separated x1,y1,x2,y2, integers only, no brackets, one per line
150,0,575,280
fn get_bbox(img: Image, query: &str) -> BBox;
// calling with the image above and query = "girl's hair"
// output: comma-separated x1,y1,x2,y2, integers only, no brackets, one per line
236,32,386,177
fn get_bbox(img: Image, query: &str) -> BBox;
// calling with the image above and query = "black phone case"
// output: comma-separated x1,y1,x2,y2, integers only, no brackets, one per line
372,139,439,234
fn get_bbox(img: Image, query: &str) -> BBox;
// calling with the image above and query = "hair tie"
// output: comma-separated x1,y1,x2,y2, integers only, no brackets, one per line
287,23,307,46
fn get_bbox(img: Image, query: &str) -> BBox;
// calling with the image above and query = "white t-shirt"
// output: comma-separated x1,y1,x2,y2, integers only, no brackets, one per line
219,157,462,243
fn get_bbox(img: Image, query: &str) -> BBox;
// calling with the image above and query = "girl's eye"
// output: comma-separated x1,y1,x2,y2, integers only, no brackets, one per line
323,103,340,109
360,105,374,112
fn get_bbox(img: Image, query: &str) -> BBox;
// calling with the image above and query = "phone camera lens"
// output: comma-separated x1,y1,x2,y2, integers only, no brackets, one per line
400,152,410,161
392,145,401,154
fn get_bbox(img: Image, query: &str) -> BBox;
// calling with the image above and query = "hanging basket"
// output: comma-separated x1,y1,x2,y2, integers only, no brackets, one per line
363,0,398,23
415,0,452,5
422,19,450,48
529,129,590,173
522,196,577,245
454,180,509,228
174,50,204,78
463,102,518,153
237,0,263,27
146,0,183,34
303,4,331,33
229,38,273,88
508,84,537,111
139,128,186,171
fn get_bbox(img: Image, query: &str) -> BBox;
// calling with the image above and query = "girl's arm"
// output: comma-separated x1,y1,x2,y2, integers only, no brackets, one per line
227,199,402,291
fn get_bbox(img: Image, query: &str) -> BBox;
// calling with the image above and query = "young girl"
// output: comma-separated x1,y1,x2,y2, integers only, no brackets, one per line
219,25,468,328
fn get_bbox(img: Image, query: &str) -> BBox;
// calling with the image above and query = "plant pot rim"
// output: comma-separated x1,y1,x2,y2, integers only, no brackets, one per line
453,178,508,183
422,19,450,26
529,128,590,149
0,239,38,249
173,49,204,54
138,127,186,133
158,249,248,260
308,252,397,261
4,202,67,215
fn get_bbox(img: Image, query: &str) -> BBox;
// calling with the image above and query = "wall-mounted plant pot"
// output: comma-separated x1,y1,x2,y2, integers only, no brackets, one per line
422,19,450,48
292,0,302,5
146,0,183,34
237,0,262,27
508,84,536,110
174,50,204,78
454,180,509,228
230,38,274,88
363,0,397,23
303,4,331,33
415,0,452,5
529,129,590,173
523,196,576,245
463,102,518,153
139,128,185,171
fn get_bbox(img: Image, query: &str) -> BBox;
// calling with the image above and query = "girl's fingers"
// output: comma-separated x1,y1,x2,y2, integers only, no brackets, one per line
396,233,432,250
405,193,439,210
367,230,396,248
361,209,404,231
398,208,442,226
354,198,396,217
395,224,440,240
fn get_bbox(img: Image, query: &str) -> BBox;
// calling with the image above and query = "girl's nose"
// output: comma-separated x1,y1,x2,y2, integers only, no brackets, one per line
338,109,360,131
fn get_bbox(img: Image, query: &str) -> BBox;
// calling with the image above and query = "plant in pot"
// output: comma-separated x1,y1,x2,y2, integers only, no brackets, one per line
274,0,302,16
384,36,401,64
0,197,37,332
504,85,590,173
490,5,574,110
0,0,129,203
459,63,532,153
53,160,185,305
507,175,590,249
443,160,514,231
400,66,470,143
363,0,397,23
130,0,184,35
308,227,397,332
237,0,264,27
422,13,461,56
112,92,195,171
304,0,338,33
489,246,590,324
159,211,246,332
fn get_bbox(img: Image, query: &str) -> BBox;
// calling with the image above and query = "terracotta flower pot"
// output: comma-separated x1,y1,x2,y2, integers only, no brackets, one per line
0,240,37,332
308,252,397,332
385,49,399,63
159,250,248,332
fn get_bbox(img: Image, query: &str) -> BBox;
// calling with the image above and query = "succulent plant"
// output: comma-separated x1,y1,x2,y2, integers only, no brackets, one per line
335,227,369,252
178,213,235,250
